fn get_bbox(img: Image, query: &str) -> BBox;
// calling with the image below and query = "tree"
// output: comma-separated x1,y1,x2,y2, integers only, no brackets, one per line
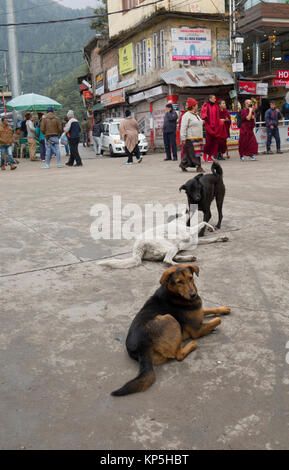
90,0,109,39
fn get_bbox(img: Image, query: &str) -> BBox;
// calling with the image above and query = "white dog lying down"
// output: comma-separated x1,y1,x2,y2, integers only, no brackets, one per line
98,214,229,269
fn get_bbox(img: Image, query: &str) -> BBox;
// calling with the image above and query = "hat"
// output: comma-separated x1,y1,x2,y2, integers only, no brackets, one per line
125,109,131,117
67,110,74,118
186,98,198,108
46,107,54,113
166,103,173,109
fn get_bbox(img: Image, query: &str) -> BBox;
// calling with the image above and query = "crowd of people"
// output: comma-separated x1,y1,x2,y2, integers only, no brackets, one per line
0,94,287,172
162,94,287,171
0,107,84,171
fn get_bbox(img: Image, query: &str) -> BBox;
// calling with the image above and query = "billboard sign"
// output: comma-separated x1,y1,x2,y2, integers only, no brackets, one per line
119,43,135,75
171,28,212,61
100,88,126,107
239,81,268,95
95,72,105,96
277,70,289,79
273,79,289,87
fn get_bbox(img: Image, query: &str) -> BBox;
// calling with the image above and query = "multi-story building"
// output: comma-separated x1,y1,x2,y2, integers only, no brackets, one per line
239,0,289,105
86,0,235,147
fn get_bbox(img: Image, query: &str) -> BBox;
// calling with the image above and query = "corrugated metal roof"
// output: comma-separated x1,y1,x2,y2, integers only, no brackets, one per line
161,67,234,88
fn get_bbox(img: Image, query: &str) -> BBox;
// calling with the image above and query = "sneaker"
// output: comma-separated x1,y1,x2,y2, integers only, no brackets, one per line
125,161,132,165
1,165,6,170
137,155,143,163
74,163,83,167
41,163,50,169
65,162,73,166
240,156,245,161
164,158,172,161
277,150,283,154
265,150,273,154
57,164,65,168
250,155,257,161
10,164,17,170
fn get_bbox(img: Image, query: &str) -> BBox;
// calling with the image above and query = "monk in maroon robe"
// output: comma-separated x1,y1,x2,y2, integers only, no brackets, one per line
218,99,231,159
239,99,258,161
201,94,227,161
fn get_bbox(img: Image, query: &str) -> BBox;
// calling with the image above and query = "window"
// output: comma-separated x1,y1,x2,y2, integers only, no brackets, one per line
153,30,165,69
137,39,147,75
123,0,138,10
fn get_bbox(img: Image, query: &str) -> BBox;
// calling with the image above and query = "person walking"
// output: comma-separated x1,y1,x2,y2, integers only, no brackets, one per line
179,98,205,173
119,110,142,165
0,117,17,170
265,102,283,154
163,103,178,161
35,115,46,162
218,99,231,160
238,99,258,161
92,117,104,155
81,118,91,147
201,94,227,162
26,115,37,161
64,110,83,167
40,107,64,168
281,100,289,125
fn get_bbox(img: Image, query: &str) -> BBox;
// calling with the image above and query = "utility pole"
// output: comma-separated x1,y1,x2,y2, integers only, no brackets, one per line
6,0,21,98
3,52,10,92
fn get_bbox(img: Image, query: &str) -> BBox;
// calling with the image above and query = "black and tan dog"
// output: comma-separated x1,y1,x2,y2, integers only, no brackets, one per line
111,264,230,396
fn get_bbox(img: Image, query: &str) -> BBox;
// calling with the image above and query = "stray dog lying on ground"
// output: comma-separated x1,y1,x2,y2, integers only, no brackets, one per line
98,214,228,268
179,162,225,237
111,264,230,396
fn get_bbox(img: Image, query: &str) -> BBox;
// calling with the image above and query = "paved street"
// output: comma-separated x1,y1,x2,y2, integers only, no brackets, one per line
1,147,289,450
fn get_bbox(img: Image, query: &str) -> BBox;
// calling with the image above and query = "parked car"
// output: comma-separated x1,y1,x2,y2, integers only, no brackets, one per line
101,118,149,157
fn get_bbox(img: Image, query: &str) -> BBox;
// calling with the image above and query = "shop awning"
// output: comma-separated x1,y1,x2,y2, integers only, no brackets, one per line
161,67,234,88
93,102,106,111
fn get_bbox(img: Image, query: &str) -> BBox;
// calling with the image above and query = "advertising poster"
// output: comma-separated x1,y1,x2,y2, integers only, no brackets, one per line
95,72,105,96
107,66,119,92
171,28,212,61
119,43,135,75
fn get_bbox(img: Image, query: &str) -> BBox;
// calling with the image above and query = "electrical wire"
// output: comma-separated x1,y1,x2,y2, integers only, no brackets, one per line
0,0,164,27
0,49,82,54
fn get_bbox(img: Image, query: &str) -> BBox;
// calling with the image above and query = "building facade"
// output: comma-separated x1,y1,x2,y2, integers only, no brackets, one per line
86,0,234,148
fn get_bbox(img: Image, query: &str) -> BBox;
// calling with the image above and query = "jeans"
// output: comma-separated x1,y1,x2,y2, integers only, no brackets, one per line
68,138,82,165
39,140,46,161
83,131,89,147
65,144,70,155
93,136,102,154
266,127,280,151
45,136,61,166
1,145,15,166
163,132,177,160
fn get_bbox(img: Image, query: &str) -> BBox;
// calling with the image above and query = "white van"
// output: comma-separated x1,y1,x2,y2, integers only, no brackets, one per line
101,118,149,157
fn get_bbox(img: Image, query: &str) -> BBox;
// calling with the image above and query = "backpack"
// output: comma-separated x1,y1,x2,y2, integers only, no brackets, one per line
236,111,242,128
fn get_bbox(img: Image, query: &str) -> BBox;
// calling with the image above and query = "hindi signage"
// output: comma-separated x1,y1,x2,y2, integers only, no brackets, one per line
171,28,212,61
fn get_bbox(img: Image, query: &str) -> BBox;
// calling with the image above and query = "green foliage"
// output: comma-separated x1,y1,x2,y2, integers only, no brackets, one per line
0,0,94,95
90,0,109,39
44,63,89,121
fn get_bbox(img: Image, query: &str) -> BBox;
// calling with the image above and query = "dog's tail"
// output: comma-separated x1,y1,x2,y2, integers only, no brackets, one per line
98,245,144,269
111,352,155,396
211,162,223,177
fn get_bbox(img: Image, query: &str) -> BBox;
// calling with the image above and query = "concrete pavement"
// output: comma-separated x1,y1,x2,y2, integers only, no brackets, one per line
0,147,289,449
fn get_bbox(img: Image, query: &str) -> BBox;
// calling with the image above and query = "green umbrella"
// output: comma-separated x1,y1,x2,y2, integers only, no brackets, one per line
6,93,62,112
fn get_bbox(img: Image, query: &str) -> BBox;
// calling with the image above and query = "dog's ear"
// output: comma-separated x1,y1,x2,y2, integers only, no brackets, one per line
179,184,187,193
160,266,177,286
187,264,199,277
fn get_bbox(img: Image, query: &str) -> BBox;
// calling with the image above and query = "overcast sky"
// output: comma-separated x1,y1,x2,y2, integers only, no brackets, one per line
57,0,98,8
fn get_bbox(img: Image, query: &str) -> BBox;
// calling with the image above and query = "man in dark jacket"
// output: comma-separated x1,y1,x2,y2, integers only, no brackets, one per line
92,118,104,155
265,102,282,154
40,107,64,168
163,103,178,161
64,110,83,167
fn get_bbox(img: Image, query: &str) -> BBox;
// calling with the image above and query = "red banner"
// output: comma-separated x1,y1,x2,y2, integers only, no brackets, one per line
277,70,289,79
239,81,257,94
273,79,289,87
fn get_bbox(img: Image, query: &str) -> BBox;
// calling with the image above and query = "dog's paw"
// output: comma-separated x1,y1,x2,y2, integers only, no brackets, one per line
220,236,229,242
221,306,231,315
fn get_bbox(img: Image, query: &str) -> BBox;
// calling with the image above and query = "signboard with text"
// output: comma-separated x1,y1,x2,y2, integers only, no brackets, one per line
171,28,212,61
100,88,126,107
95,72,105,96
107,66,119,91
119,43,135,75
277,70,289,79
273,79,289,87
239,81,268,96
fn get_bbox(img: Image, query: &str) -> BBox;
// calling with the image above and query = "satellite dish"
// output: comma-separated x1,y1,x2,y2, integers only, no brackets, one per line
286,91,289,104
